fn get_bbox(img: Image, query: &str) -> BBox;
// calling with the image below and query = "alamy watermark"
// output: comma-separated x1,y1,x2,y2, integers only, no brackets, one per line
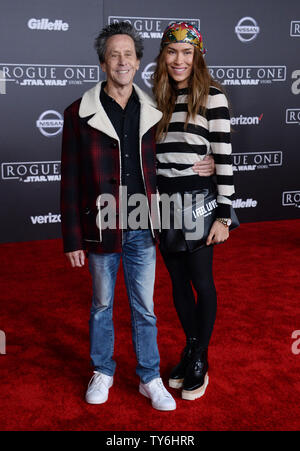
0,330,6,354
95,188,216,240
0,70,6,94
291,330,300,355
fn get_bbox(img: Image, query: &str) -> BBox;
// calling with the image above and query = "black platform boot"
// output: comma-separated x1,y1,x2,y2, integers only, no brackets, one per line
169,338,199,389
181,347,209,400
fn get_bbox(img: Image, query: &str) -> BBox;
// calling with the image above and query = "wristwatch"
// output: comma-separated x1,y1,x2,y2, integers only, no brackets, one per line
216,217,232,227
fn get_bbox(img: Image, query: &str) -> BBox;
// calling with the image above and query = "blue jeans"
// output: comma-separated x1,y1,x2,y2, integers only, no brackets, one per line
88,230,160,384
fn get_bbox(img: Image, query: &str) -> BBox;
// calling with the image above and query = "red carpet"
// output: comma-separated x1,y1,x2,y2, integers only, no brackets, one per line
0,219,300,431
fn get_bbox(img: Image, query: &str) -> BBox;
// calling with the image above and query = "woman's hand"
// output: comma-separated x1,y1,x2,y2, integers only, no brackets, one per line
192,155,215,176
206,220,229,246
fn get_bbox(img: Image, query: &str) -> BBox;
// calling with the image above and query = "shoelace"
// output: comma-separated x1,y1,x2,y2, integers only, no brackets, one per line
88,371,105,389
153,378,172,399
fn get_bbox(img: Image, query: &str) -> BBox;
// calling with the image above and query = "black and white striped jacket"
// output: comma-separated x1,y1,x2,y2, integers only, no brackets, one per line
156,86,235,218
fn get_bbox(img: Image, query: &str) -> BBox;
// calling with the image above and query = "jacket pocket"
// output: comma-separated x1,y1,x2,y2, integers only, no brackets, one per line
81,207,101,242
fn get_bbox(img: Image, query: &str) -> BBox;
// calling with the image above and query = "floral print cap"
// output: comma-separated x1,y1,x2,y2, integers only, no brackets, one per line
161,22,206,54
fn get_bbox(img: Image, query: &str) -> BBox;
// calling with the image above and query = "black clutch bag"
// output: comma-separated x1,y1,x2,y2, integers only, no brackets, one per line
159,189,239,253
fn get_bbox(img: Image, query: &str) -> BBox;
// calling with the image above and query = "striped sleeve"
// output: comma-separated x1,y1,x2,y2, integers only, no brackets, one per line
207,88,235,218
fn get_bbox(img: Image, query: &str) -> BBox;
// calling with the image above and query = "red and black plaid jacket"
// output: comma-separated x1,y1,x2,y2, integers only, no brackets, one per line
60,82,162,254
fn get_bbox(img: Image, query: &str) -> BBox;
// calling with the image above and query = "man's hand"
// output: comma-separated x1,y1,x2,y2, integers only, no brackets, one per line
192,155,215,176
206,221,229,246
65,250,86,268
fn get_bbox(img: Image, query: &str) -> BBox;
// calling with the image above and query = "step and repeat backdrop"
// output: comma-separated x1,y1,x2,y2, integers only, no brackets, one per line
0,0,299,243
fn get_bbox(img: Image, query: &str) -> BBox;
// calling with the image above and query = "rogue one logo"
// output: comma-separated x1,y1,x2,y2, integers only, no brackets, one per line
36,110,64,137
232,151,282,172
282,191,300,208
28,18,69,31
235,17,260,42
108,16,200,39
286,109,300,125
0,64,99,87
209,66,286,86
290,21,300,37
1,161,61,183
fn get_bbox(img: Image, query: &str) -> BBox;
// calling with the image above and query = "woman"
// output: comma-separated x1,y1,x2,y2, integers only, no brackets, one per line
153,22,235,401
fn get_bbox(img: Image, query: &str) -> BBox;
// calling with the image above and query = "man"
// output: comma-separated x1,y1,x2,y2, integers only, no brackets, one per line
60,22,213,411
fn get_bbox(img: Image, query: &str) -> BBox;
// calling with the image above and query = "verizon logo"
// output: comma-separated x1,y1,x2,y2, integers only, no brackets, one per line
30,213,61,224
231,114,263,125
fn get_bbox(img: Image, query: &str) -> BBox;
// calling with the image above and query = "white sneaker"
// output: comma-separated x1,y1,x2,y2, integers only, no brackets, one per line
139,377,176,411
85,371,113,404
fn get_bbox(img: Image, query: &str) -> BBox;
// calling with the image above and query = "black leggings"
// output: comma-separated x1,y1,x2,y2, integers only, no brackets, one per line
161,245,217,349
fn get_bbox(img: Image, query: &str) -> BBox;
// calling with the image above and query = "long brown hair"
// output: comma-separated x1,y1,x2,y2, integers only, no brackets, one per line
153,45,222,141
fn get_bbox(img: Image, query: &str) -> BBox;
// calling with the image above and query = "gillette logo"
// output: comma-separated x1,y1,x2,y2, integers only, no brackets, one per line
28,18,69,31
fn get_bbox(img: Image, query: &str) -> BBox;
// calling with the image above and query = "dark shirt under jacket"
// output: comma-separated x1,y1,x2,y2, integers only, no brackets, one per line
100,83,147,228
